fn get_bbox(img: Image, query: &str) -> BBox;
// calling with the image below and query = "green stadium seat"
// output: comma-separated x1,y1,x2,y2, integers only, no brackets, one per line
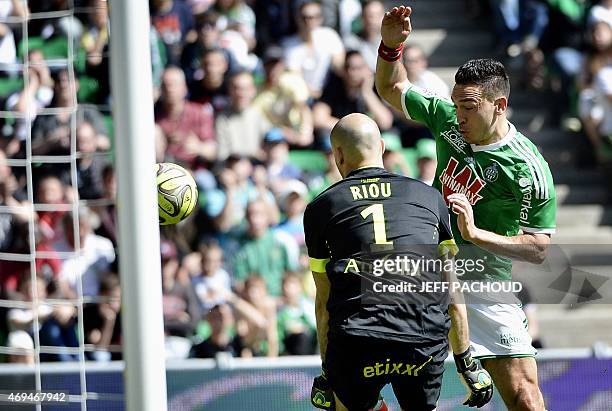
77,75,99,103
401,148,418,177
0,77,23,97
288,150,328,173
18,36,69,60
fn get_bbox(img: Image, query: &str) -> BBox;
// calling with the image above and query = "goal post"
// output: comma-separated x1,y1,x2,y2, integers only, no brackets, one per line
109,0,168,410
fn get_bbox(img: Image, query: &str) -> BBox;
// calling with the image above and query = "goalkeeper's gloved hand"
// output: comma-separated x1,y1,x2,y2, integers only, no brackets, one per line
311,365,335,410
454,348,494,408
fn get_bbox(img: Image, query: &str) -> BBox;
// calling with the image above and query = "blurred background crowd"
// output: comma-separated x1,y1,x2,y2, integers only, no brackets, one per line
0,0,608,363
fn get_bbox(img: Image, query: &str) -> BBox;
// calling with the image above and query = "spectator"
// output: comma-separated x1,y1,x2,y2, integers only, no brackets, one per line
0,0,22,69
189,47,231,113
83,273,122,361
275,180,309,248
415,138,438,185
313,50,393,135
181,11,237,85
56,208,116,298
6,276,53,339
202,155,279,237
277,272,316,355
150,0,195,65
282,0,345,98
252,0,300,55
343,0,385,72
6,49,54,144
214,0,259,69
191,241,232,312
381,131,411,176
215,71,271,160
590,0,612,27
76,121,109,200
81,0,108,67
236,274,278,357
6,330,35,364
214,0,257,50
189,303,241,358
253,46,314,147
402,44,450,97
261,128,302,192
161,239,201,337
155,66,217,167
7,275,78,362
32,68,110,158
35,175,69,244
28,0,82,40
395,45,449,144
230,199,298,296
578,20,612,163
92,164,118,246
0,149,29,254
305,140,342,199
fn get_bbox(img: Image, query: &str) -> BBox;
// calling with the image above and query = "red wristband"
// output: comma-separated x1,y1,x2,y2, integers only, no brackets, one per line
378,41,404,62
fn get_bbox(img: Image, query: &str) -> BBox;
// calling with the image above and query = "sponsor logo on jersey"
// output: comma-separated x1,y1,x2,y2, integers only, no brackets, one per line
519,182,532,225
439,157,486,205
484,162,499,182
362,356,433,378
441,126,468,153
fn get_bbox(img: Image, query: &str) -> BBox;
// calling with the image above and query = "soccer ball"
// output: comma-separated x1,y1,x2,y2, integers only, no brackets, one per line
155,162,198,225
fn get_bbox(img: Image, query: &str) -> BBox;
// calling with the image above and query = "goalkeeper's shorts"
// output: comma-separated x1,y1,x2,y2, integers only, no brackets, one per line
326,334,447,411
467,302,537,359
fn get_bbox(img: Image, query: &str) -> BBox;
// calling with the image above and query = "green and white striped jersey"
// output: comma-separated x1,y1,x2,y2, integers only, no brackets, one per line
401,84,557,280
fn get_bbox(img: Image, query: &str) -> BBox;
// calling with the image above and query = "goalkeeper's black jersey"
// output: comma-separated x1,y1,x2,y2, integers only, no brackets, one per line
304,167,453,343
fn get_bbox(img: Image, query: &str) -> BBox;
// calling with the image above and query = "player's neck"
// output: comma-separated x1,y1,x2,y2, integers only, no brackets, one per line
343,161,384,177
480,119,510,146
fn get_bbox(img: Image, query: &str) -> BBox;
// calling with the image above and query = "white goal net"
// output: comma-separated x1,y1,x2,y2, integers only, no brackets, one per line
0,1,121,409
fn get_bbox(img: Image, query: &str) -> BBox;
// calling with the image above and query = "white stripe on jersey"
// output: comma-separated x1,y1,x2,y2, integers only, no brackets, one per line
401,85,413,120
508,139,545,199
514,138,550,199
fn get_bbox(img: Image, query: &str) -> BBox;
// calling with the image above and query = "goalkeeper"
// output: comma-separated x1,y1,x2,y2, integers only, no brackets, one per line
375,6,556,411
304,113,492,410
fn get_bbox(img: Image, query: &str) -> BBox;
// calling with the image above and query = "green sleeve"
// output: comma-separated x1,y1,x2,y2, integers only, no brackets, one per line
401,84,456,136
512,163,557,234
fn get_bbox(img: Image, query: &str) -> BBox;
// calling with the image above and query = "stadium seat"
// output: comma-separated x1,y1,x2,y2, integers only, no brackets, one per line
77,75,99,103
401,148,418,176
18,36,69,60
288,150,328,173
0,77,23,97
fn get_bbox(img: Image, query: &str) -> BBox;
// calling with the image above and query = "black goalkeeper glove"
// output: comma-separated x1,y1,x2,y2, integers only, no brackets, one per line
454,348,494,408
311,365,335,410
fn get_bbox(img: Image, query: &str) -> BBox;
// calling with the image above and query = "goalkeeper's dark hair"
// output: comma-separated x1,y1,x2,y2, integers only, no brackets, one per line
455,59,510,100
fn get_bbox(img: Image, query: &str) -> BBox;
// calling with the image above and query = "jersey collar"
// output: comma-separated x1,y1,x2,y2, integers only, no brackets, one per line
346,165,384,177
470,122,516,152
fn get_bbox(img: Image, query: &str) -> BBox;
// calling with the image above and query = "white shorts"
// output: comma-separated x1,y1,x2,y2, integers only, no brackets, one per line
467,302,537,359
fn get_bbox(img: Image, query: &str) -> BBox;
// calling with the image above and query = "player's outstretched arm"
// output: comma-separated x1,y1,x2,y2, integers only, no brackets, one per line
448,193,551,264
375,6,412,112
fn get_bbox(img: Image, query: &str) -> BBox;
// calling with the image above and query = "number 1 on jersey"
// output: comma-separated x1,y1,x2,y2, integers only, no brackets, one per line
360,203,393,245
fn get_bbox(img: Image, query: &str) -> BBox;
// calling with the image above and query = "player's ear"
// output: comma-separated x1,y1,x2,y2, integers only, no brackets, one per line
494,96,507,115
334,146,344,165
380,138,386,155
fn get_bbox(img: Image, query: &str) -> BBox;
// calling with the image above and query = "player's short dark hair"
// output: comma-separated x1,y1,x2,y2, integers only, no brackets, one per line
455,59,510,100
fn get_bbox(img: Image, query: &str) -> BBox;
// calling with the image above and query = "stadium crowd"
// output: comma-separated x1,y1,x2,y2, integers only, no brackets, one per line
0,0,606,361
